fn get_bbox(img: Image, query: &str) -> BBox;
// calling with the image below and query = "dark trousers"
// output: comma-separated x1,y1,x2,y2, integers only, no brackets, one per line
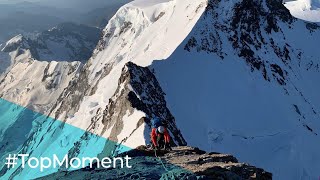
157,134,165,148
151,133,165,149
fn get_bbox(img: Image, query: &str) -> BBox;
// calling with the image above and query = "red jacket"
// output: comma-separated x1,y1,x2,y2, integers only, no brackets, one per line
151,128,170,147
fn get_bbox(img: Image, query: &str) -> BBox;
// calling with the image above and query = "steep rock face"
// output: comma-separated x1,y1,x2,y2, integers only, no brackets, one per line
151,0,320,179
46,0,206,148
38,146,272,180
113,62,186,146
53,61,186,155
181,0,320,133
0,62,185,179
185,0,295,80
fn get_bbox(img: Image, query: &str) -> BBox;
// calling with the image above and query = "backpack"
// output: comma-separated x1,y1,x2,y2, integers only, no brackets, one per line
151,117,163,128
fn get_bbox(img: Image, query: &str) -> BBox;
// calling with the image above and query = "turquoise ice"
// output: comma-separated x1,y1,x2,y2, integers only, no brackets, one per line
0,98,132,179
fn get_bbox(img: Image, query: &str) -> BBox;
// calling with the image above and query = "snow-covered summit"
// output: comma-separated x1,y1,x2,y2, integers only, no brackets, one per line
0,22,100,113
151,0,320,179
284,0,320,22
2,22,100,62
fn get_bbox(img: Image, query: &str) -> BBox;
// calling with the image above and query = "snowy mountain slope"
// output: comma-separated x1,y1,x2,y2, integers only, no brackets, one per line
0,59,81,113
0,24,100,178
0,24,101,179
0,61,185,179
1,0,320,179
0,23,100,113
284,0,320,22
2,23,100,62
1,0,206,178
149,0,320,179
0,44,11,77
47,0,206,145
77,1,130,28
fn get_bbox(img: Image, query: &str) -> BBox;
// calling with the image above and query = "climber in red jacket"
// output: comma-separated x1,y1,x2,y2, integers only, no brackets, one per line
151,125,171,150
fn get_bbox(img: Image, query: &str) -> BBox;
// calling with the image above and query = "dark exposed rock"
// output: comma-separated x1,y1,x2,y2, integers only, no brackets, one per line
154,12,165,22
184,0,300,85
305,22,320,33
100,62,186,148
50,61,187,162
124,62,187,145
50,66,92,120
38,146,272,180
119,21,133,35
270,64,286,85
293,104,301,115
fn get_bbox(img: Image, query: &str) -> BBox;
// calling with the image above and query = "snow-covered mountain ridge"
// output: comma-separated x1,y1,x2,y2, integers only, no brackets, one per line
1,0,206,178
284,0,320,22
151,0,320,179
46,0,206,144
2,23,100,62
0,22,100,113
0,0,320,179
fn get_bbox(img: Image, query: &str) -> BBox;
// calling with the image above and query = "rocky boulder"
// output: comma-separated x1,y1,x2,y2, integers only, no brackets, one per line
39,146,272,180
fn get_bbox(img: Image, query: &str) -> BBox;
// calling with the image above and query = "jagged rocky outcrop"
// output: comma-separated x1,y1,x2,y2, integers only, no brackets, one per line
38,146,272,180
104,62,186,145
0,61,187,179
181,0,320,133
180,0,320,134
150,0,320,179
184,0,297,83
51,61,186,159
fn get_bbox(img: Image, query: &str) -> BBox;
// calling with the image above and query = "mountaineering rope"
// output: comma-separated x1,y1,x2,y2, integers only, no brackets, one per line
154,149,176,180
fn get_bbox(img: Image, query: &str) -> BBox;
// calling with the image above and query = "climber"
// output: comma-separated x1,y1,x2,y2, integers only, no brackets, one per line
150,117,171,151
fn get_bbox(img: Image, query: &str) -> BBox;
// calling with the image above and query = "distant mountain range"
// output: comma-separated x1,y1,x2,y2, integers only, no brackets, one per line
0,0,129,43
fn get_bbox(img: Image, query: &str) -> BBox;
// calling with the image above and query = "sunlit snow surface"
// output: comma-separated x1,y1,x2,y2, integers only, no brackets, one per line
284,0,320,22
